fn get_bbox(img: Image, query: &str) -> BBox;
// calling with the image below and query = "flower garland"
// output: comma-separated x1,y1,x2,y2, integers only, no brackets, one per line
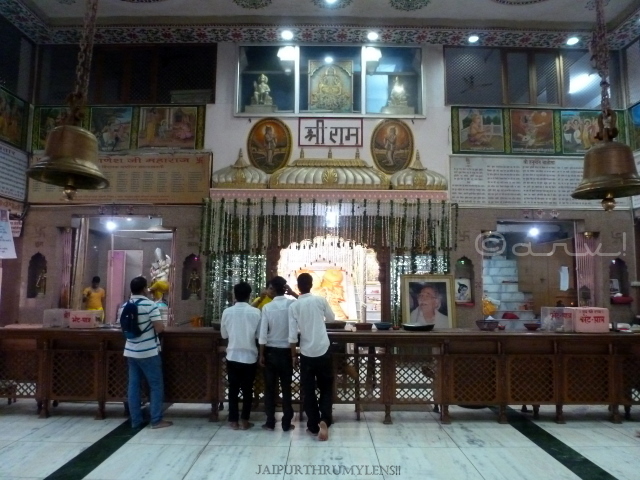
200,196,457,324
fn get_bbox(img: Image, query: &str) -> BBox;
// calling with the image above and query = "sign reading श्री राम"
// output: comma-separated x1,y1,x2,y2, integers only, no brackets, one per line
27,152,212,204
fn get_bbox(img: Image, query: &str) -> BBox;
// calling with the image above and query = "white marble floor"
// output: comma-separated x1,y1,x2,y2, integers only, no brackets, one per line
0,400,638,480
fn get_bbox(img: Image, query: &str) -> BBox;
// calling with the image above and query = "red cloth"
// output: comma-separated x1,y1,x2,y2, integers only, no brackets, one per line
501,312,519,320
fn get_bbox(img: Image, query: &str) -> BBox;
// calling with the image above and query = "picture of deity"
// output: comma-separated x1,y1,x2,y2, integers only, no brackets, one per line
370,119,414,175
137,106,199,149
246,117,292,174
631,103,640,151
292,266,356,320
558,110,629,155
308,61,353,113
509,109,554,154
453,107,505,154
0,87,26,150
90,107,132,152
33,106,71,151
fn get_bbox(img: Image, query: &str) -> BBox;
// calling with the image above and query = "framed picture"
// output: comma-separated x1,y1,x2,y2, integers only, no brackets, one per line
560,110,598,155
308,60,353,113
454,278,472,304
631,103,640,151
370,119,414,175
509,109,554,154
454,107,505,154
401,274,454,328
246,117,292,174
90,107,133,152
32,106,72,151
0,87,28,150
137,106,198,149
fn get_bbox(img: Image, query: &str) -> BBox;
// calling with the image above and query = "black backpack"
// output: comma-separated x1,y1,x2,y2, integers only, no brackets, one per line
120,299,144,339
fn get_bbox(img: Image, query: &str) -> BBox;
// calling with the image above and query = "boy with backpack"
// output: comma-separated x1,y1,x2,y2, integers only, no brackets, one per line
119,275,172,430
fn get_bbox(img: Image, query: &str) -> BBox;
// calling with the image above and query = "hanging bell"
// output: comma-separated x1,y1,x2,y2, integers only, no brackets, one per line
27,125,109,200
571,111,640,211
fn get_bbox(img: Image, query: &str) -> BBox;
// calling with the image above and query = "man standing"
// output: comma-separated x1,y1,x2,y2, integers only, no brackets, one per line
289,273,335,441
221,281,261,430
83,276,106,322
259,276,296,432
409,284,449,328
121,276,172,430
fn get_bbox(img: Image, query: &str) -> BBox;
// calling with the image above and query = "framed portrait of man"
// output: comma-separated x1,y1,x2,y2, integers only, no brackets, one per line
401,275,454,328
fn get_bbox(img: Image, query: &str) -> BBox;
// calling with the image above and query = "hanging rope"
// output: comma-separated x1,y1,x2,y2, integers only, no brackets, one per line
67,0,100,126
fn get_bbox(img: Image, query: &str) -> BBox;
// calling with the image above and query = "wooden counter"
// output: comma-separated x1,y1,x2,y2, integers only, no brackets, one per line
1,326,639,424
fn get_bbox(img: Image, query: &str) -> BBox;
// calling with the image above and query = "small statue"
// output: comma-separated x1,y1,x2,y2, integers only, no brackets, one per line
149,247,171,303
381,76,414,114
188,269,201,298
36,268,47,297
387,76,408,107
251,74,273,106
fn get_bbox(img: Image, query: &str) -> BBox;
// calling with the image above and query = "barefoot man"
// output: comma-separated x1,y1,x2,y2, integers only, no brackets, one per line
289,273,335,441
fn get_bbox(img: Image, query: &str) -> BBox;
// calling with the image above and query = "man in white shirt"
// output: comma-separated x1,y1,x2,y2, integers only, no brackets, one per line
289,273,335,441
409,284,449,329
221,281,261,430
259,276,296,432
120,276,172,430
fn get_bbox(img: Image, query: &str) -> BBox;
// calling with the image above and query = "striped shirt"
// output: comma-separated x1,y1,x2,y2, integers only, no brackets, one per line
118,295,162,359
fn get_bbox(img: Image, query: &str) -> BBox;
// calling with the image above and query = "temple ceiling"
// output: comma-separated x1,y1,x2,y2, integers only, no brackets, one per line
1,0,639,48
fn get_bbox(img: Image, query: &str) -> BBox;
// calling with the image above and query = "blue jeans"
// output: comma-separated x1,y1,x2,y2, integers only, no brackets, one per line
127,355,164,427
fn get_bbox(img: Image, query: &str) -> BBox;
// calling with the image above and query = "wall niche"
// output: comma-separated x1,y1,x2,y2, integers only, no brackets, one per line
27,253,47,299
182,254,202,300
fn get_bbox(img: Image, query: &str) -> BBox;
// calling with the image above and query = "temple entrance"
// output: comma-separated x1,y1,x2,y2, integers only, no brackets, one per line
277,235,380,321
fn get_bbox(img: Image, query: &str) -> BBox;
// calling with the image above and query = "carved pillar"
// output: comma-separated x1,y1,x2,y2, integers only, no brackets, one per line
377,247,391,321
60,228,73,308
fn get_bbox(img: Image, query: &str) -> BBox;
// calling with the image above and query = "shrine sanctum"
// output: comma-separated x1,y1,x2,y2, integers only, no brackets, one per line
2,0,640,479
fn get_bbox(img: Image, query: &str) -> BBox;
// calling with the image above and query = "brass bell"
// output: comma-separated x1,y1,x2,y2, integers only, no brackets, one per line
571,111,640,211
27,125,109,200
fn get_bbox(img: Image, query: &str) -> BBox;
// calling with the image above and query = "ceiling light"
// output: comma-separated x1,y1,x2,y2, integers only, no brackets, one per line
468,35,479,43
325,0,338,4
367,31,379,41
566,36,580,46
277,46,296,61
281,30,294,41
528,227,539,237
324,56,334,64
106,221,117,232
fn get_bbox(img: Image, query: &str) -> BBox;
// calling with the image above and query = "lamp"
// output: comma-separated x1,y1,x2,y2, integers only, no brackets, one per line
27,0,108,201
571,0,640,211
363,47,382,74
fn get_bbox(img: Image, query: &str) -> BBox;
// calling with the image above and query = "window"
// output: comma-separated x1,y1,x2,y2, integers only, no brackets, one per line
37,45,216,105
0,16,33,99
445,46,620,108
236,45,423,116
